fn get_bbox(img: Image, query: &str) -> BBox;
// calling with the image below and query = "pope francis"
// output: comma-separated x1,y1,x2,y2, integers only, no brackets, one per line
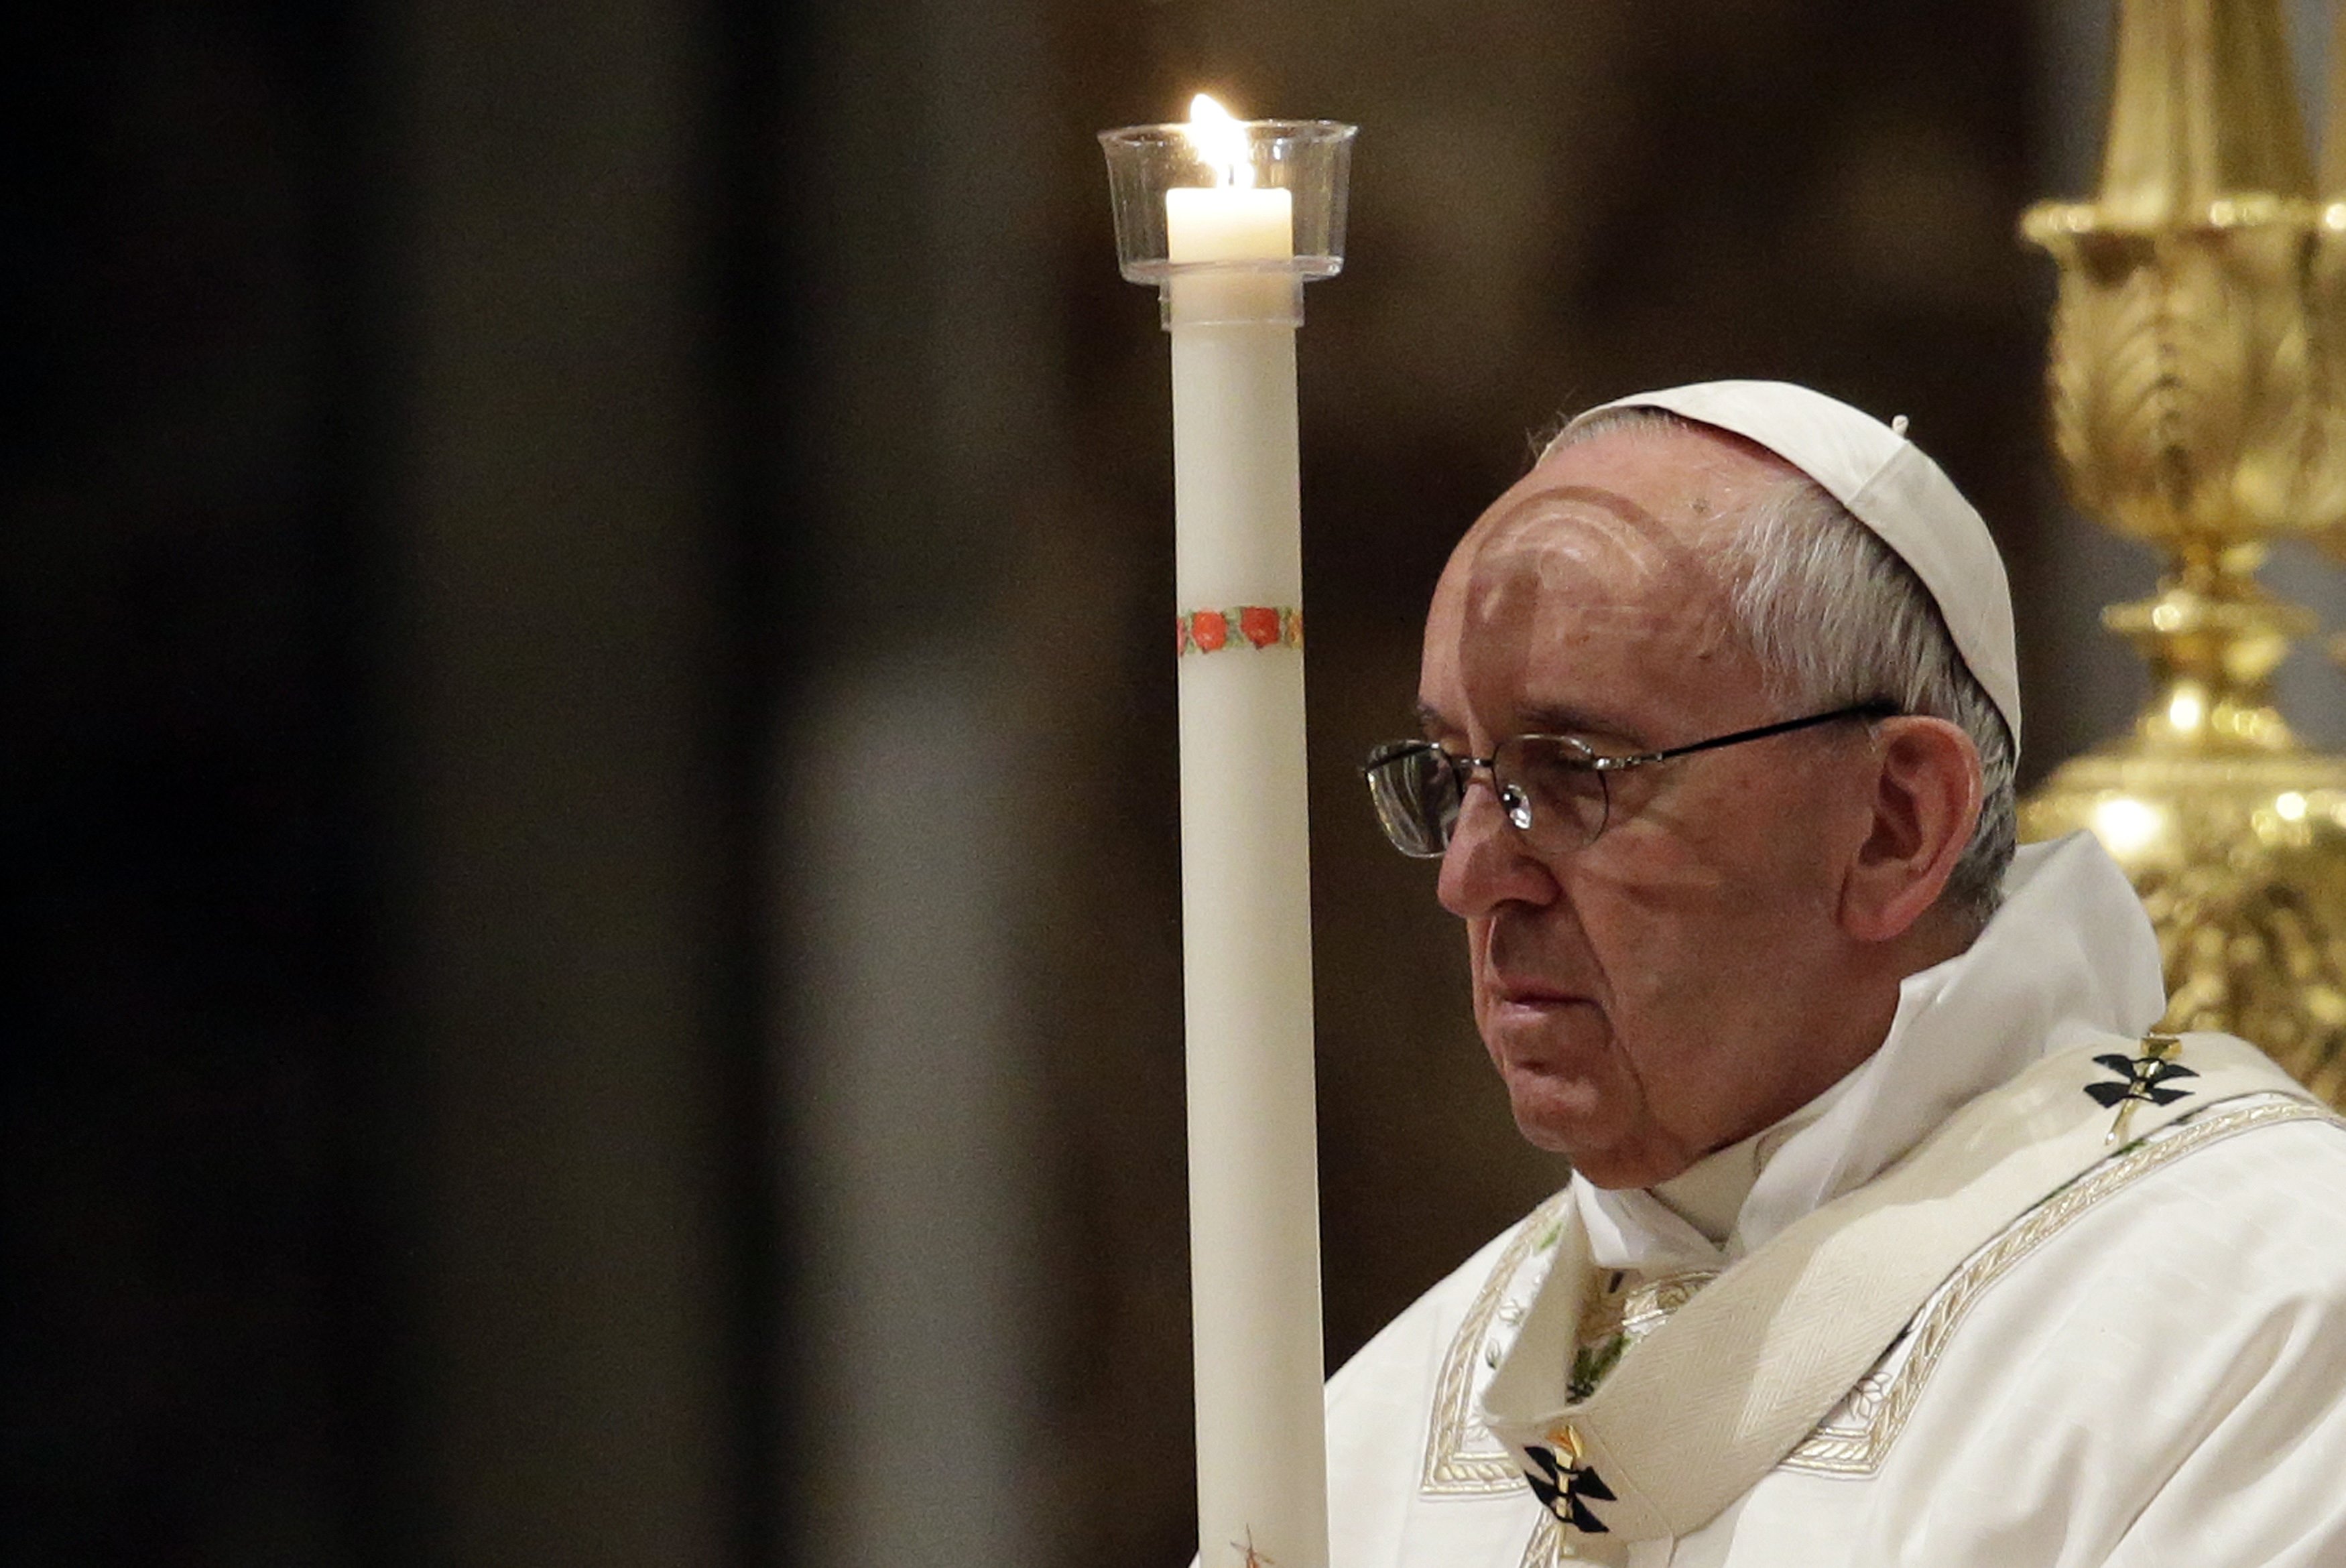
1326,381,2346,1566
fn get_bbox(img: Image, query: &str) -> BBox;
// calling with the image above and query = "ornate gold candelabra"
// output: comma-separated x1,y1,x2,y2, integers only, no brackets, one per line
2020,0,2346,1105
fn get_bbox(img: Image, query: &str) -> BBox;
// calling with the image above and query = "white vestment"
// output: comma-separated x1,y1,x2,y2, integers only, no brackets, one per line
1317,834,2346,1567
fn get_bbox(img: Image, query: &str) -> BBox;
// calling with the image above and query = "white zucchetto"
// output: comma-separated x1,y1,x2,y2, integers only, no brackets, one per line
1554,379,2022,752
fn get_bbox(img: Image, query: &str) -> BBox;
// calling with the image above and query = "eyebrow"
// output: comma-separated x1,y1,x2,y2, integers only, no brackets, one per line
1412,700,1633,745
1520,702,1633,742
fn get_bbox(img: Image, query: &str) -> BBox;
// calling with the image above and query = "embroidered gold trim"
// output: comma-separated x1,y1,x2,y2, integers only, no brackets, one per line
1576,1268,1719,1346
1782,1094,2340,1477
1570,1266,1719,1401
1422,1190,1576,1496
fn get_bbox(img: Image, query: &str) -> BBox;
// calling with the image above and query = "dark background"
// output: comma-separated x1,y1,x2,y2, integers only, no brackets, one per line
3,1,2261,1563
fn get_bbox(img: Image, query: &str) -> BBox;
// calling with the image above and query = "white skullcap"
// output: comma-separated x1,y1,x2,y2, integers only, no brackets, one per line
1553,379,2022,752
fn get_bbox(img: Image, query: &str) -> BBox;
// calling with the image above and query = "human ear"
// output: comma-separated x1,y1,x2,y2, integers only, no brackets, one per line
1837,717,1982,943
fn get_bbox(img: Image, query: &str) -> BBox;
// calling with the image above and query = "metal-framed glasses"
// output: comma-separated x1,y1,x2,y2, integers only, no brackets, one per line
1361,702,1898,858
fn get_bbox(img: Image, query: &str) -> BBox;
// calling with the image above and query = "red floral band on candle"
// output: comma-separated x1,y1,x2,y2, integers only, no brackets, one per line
1177,606,1304,655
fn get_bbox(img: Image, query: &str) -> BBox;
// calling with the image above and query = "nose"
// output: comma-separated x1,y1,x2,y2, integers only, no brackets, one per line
1436,773,1560,919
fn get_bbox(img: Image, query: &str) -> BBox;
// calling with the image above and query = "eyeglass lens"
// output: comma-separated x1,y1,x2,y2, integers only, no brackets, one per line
1364,736,1610,858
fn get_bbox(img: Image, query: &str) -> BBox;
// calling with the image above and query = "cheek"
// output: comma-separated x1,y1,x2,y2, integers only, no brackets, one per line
1560,851,1699,961
1564,848,1772,1035
1597,771,1847,927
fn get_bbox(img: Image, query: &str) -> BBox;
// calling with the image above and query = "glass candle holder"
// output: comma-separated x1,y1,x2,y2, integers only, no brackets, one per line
1099,117,1356,327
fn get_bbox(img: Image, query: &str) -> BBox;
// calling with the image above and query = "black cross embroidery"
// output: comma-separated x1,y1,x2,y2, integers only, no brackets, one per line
2085,1034,2197,1142
1522,1438,1615,1534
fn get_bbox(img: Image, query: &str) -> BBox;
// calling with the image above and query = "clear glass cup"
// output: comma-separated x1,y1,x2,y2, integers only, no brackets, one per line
1099,117,1356,324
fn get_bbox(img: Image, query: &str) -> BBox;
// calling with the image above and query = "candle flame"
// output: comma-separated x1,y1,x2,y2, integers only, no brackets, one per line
1184,92,1255,188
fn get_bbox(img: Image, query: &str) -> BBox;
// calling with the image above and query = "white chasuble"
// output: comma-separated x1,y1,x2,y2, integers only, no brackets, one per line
1308,836,2346,1567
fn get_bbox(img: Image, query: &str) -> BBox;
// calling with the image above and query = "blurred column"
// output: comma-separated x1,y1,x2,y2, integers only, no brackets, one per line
781,0,1056,1565
381,0,733,1562
2028,0,2148,773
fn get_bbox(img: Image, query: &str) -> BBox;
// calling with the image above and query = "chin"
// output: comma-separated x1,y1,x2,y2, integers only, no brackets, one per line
1556,1143,1686,1190
1503,1077,1683,1188
1501,1071,1611,1159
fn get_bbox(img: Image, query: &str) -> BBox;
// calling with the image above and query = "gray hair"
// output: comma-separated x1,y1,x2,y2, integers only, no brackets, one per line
1557,409,2017,929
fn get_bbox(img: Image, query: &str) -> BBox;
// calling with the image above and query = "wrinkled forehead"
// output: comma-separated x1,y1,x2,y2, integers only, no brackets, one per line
1422,428,1782,732
1430,494,1724,699
1434,428,1779,627
1457,484,1697,598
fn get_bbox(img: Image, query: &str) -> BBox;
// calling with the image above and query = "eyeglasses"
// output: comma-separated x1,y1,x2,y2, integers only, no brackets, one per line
1361,702,1898,858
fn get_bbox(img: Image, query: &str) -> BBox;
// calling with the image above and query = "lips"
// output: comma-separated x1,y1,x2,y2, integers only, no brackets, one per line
1478,920,1600,1031
1488,972,1589,1008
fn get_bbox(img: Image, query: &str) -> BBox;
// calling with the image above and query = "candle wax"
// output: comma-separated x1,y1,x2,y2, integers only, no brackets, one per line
1166,186,1295,263
1166,186,1296,327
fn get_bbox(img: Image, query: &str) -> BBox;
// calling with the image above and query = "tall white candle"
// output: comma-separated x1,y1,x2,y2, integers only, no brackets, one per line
1168,94,1329,1568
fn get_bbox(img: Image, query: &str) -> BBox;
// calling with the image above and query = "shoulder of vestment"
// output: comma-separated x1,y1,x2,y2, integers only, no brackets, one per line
1476,1030,2337,1547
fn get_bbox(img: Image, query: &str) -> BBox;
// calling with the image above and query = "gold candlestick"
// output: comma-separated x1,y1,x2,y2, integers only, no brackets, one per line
2021,0,2346,1106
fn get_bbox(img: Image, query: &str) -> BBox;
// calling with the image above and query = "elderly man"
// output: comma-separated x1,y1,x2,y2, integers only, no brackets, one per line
1330,382,2346,1567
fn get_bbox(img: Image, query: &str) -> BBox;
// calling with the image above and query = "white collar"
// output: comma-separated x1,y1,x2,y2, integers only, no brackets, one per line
1576,832,2168,1274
